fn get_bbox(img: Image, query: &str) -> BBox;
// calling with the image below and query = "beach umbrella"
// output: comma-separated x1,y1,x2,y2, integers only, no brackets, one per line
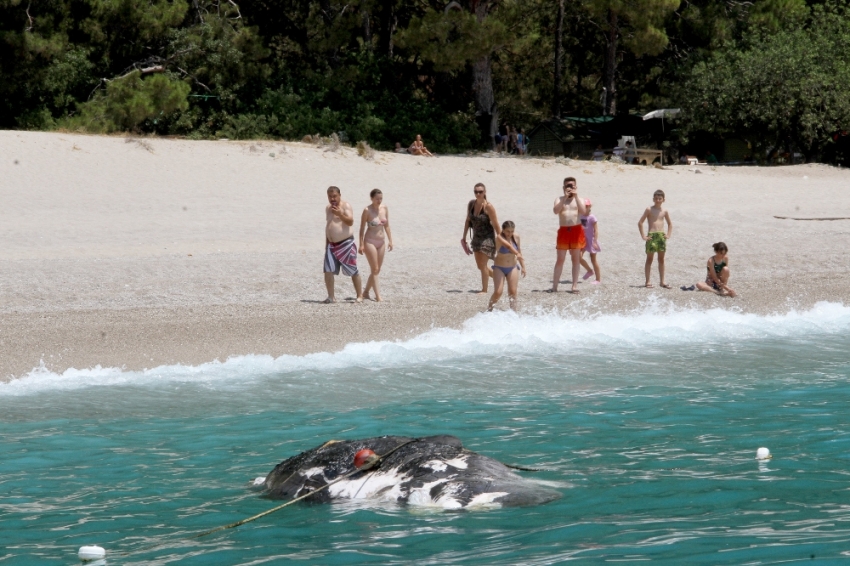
642,108,681,131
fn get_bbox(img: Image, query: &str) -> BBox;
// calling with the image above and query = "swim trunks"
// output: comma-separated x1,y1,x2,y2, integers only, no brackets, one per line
645,231,666,254
324,237,359,276
556,225,587,250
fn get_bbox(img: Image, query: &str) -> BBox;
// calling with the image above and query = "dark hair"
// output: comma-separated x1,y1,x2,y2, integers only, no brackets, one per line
653,189,665,198
370,188,382,198
502,220,515,230
564,176,576,184
713,242,728,253
327,186,341,194
474,182,486,191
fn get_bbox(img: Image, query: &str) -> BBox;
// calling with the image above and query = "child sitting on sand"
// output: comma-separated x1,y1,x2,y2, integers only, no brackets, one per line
683,242,737,297
579,199,601,284
638,189,673,289
488,220,526,312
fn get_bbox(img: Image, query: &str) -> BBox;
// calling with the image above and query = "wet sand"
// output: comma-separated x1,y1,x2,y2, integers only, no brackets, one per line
2,131,848,378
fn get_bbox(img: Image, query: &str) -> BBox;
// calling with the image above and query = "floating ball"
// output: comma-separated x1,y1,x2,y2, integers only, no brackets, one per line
78,545,106,561
354,449,378,469
756,447,771,460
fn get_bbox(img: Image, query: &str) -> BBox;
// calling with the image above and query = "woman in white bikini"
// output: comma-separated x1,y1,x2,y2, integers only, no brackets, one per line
409,134,434,157
358,189,394,301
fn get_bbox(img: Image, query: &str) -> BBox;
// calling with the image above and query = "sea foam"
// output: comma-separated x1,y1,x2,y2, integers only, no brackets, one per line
3,301,848,397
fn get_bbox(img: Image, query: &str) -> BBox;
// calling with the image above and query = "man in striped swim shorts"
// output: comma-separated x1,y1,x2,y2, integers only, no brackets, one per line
324,186,363,303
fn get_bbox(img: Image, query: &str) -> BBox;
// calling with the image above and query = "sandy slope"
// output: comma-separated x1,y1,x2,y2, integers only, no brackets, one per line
1,130,848,378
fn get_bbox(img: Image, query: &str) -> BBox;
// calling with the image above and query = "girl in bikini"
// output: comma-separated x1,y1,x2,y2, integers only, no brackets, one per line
358,189,394,301
687,242,736,297
488,221,526,312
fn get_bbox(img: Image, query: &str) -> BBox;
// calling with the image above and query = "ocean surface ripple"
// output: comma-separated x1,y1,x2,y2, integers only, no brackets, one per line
2,301,849,564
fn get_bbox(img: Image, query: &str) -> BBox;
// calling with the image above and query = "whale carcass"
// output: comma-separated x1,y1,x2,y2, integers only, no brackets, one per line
260,435,560,509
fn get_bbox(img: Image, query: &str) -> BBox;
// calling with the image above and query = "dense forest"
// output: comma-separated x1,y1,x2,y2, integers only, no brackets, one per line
1,0,849,161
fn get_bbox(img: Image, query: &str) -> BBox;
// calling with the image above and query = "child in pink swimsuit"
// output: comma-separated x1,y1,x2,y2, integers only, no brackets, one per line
579,199,601,284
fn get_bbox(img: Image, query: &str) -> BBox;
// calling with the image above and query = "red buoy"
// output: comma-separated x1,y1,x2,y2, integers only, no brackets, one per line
354,449,378,469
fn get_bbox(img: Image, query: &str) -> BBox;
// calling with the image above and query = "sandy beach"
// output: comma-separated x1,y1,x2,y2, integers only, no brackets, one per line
1,130,848,379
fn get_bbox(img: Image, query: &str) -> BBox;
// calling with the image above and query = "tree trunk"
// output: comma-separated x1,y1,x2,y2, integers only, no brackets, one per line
472,56,498,149
552,0,564,118
362,8,372,50
379,0,396,57
603,8,618,116
470,0,497,149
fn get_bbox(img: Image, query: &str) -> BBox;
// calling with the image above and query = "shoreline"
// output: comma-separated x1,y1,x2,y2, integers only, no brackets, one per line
2,130,849,379
3,278,847,380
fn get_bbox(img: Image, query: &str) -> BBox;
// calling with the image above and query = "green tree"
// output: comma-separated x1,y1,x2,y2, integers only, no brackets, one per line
582,0,680,115
398,0,507,147
678,2,850,161
66,70,190,132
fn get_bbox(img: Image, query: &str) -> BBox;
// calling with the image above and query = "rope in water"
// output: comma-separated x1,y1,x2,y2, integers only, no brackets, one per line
121,439,418,557
193,439,417,539
503,463,545,472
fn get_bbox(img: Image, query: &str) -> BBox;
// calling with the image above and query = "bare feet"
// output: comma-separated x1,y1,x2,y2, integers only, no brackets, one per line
322,297,336,304
660,283,672,289
355,296,364,303
373,296,382,302
476,290,488,295
569,289,580,294
547,288,557,293
645,283,654,288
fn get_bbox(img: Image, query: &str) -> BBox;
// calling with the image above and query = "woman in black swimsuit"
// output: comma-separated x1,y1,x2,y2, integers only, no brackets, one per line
461,183,502,294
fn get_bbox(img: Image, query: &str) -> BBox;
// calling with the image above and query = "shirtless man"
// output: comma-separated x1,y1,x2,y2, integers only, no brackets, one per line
324,186,363,303
637,189,673,288
551,177,588,293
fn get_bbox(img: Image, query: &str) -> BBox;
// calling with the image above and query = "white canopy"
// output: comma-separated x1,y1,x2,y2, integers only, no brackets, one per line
642,108,681,121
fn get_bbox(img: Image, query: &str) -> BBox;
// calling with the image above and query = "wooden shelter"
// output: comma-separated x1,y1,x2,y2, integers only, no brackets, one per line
526,120,572,156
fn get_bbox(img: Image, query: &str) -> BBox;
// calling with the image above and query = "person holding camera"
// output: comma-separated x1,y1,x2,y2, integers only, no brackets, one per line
550,177,588,294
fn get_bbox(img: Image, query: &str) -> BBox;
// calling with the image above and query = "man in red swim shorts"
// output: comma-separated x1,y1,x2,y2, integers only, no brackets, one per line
551,177,588,293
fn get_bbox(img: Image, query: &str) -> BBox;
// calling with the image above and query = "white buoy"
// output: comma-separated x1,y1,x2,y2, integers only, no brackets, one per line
78,545,106,561
756,447,771,460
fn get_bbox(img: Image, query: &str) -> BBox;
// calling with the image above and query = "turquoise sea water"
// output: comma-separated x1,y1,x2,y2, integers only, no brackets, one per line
3,302,850,564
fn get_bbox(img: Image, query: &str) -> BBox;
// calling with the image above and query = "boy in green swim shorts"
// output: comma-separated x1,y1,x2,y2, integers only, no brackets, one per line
638,190,673,288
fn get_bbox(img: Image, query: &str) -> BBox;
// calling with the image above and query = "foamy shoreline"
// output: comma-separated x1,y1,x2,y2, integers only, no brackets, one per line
1,130,849,378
